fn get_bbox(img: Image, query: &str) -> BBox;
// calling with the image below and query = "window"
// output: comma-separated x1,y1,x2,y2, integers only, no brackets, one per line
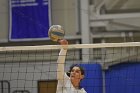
38,80,58,93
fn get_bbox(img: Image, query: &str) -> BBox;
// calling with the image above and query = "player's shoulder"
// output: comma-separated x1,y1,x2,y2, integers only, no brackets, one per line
81,88,87,93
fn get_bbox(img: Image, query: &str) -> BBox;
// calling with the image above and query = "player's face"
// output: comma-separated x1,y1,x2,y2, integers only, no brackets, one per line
70,67,84,81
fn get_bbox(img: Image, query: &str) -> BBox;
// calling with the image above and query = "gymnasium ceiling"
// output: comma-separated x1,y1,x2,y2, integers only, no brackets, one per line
105,0,140,13
90,0,140,32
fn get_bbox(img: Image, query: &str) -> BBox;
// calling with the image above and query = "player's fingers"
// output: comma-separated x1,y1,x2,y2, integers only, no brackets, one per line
58,39,68,45
58,39,68,49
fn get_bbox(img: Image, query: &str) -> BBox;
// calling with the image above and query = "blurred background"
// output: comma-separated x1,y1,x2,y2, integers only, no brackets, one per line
0,1,140,93
0,0,140,46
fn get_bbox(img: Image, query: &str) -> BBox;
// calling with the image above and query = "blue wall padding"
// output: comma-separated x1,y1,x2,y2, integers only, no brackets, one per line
105,63,140,93
80,64,102,93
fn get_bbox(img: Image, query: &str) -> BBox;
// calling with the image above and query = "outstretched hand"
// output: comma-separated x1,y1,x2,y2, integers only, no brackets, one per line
58,39,68,49
58,39,68,45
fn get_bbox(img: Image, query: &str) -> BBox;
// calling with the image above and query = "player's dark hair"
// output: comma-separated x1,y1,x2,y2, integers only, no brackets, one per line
67,64,85,77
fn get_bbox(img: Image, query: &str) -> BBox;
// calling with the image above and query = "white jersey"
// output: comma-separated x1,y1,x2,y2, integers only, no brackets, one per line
56,73,87,93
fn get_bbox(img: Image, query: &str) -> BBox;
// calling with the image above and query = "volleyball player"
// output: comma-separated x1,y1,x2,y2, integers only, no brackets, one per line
56,39,87,93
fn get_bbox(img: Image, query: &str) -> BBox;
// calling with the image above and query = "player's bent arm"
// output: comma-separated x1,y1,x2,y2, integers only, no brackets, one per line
57,48,67,80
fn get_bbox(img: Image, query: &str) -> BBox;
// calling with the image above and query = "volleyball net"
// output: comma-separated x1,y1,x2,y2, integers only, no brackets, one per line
0,42,140,93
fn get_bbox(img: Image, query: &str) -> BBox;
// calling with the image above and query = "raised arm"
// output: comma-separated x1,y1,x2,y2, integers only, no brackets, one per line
57,39,68,80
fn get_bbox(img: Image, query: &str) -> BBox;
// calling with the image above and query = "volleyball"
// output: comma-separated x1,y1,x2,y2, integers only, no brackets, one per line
48,25,65,42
